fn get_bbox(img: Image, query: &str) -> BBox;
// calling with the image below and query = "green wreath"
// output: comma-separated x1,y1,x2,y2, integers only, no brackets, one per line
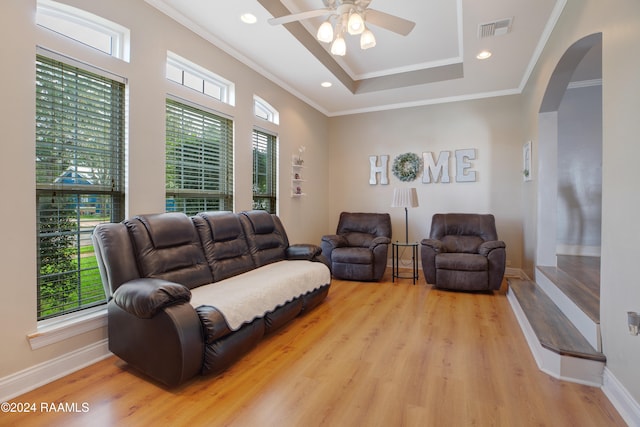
392,152,421,182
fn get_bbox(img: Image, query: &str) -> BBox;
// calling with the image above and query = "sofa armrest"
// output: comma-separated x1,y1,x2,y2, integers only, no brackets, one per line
112,278,192,319
369,236,391,249
421,238,445,253
286,243,322,260
479,240,506,256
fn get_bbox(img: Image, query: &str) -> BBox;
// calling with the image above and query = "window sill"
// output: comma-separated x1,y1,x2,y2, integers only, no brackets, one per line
27,307,107,350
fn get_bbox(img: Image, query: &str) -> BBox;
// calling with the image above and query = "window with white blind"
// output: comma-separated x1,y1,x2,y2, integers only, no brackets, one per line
252,129,277,214
35,54,125,321
166,99,234,215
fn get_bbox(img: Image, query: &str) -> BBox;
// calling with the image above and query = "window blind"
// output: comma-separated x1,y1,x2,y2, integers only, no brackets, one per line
35,54,125,320
252,129,277,214
165,99,234,215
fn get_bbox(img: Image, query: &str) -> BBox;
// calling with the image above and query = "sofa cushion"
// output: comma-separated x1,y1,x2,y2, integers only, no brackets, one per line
140,212,195,249
194,212,255,282
190,260,330,330
240,210,289,267
126,213,213,289
243,209,276,234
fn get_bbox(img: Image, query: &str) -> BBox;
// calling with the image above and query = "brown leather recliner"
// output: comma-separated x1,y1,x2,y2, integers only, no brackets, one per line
421,213,506,291
321,212,391,281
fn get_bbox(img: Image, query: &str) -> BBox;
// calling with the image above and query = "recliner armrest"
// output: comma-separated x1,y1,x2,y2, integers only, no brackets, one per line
478,240,506,256
421,238,445,253
369,236,391,249
112,278,192,319
321,234,348,249
286,243,322,260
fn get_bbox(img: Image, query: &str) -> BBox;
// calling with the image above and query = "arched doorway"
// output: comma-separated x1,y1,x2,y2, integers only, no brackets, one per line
536,33,603,349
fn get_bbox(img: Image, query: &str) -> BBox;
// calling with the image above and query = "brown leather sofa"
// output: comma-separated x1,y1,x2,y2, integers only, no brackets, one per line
321,212,392,281
421,213,506,291
92,210,330,387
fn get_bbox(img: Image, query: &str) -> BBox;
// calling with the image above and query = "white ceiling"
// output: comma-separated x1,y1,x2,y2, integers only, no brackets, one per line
145,0,566,116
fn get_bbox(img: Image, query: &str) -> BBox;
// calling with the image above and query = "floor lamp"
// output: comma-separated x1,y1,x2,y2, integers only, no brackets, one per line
391,187,419,243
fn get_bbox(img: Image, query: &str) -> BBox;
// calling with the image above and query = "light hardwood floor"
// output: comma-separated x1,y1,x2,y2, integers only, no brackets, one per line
5,273,625,427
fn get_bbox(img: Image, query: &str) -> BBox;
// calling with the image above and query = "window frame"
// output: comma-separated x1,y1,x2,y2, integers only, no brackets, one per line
165,97,234,215
166,52,235,106
35,52,126,322
36,0,131,62
252,128,278,214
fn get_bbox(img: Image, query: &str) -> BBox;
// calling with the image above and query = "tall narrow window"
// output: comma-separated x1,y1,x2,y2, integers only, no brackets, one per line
35,55,125,320
252,129,277,213
166,99,234,215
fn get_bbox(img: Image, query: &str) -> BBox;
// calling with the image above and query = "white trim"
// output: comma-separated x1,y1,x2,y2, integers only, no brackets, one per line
37,0,130,62
602,367,640,426
28,307,107,350
568,79,603,90
0,340,111,402
506,287,604,387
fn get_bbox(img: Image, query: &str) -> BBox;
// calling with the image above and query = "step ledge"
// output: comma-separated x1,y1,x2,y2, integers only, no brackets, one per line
507,288,604,386
535,269,601,351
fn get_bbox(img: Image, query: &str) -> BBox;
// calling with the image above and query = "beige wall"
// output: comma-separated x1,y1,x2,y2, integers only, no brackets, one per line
520,0,640,402
327,96,525,268
0,0,329,381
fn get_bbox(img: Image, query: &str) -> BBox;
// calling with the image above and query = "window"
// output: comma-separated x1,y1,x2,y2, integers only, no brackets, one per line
252,129,277,213
166,52,235,106
166,99,234,215
35,54,125,320
254,95,279,124
36,0,130,62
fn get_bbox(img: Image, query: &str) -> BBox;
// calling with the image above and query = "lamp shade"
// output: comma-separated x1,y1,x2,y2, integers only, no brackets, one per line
317,20,334,43
391,187,419,208
360,28,376,49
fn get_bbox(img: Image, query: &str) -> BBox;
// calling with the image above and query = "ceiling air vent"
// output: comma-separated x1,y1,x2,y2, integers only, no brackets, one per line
478,17,513,38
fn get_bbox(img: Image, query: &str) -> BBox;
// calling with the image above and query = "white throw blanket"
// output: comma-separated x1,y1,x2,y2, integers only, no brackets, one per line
189,260,330,330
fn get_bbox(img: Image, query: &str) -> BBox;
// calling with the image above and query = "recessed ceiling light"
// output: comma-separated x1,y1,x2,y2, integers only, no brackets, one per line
240,13,257,24
321,82,332,88
476,50,492,60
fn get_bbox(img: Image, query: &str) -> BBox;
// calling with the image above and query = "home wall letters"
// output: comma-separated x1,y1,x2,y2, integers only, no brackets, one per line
370,149,478,185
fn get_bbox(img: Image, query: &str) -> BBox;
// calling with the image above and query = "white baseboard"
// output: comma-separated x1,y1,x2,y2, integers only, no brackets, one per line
0,339,111,402
602,367,640,426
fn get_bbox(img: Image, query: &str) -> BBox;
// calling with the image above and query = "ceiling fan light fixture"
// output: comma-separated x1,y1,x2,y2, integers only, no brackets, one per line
330,35,346,56
360,27,376,49
347,11,365,35
317,20,334,43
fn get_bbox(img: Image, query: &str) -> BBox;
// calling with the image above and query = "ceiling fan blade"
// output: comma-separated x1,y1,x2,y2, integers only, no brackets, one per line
268,8,331,26
365,9,416,36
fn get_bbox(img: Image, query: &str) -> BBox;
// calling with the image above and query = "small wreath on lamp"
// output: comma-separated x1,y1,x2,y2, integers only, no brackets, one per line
392,152,421,182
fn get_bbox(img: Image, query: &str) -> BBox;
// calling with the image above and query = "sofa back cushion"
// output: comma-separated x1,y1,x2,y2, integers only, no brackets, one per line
239,210,289,267
193,211,256,281
125,213,213,289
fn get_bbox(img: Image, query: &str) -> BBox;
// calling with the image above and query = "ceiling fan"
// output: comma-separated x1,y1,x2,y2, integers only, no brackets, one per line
268,0,416,56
